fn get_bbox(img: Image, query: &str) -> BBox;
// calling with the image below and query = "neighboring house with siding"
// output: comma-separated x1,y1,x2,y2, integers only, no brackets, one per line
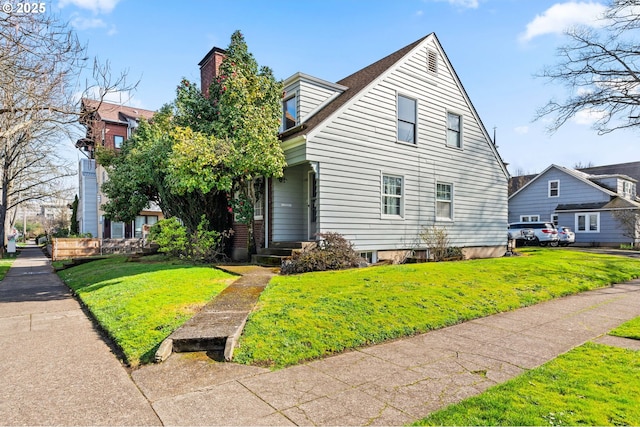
508,164,640,246
199,33,509,261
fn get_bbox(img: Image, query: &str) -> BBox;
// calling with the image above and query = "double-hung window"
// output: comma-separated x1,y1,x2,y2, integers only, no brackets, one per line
436,182,453,220
397,95,416,144
382,175,403,217
576,213,599,232
520,215,540,222
446,112,462,148
548,180,559,197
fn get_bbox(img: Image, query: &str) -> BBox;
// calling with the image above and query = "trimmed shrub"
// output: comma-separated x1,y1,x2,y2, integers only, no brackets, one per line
281,232,363,275
148,216,228,262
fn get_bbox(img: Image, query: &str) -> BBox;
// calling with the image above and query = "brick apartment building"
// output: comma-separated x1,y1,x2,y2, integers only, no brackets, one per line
76,99,163,239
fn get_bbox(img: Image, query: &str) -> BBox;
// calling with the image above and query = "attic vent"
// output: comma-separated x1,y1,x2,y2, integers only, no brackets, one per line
427,49,438,74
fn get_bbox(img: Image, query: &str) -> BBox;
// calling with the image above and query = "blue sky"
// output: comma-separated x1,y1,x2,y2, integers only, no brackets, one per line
48,0,640,175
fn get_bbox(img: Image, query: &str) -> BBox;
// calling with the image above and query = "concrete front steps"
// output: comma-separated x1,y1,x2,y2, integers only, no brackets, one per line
251,241,316,266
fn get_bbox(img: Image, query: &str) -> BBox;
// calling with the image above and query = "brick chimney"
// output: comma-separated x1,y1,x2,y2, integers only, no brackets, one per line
198,47,226,98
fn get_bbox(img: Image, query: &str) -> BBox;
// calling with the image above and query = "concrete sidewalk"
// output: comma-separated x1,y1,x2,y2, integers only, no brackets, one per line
0,245,160,425
132,278,640,426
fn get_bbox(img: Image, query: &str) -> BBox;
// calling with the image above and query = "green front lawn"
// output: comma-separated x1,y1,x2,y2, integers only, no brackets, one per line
0,258,14,280
58,256,236,366
234,249,640,368
414,342,640,426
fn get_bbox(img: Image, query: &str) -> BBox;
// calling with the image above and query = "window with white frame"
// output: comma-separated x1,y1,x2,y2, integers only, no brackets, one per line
254,191,264,220
548,180,559,197
282,95,297,131
436,182,453,220
520,215,540,222
552,214,559,226
382,175,403,217
576,212,599,232
622,180,633,198
397,94,417,144
446,112,462,148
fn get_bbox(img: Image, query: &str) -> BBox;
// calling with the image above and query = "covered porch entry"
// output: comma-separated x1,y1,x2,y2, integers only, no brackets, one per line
270,162,318,244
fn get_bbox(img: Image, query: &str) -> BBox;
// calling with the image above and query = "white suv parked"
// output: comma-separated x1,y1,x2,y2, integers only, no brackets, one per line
508,222,559,247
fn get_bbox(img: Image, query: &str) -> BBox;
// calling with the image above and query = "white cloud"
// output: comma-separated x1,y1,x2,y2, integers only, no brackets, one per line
520,2,607,43
58,0,121,14
570,108,608,125
514,125,530,134
70,15,106,30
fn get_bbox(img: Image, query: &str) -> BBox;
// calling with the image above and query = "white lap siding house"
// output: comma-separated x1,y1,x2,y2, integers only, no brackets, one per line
200,33,509,261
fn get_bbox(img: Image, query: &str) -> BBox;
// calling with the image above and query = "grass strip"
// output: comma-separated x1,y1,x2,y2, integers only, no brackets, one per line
0,258,15,280
610,317,640,340
58,256,235,366
234,248,640,368
414,342,640,426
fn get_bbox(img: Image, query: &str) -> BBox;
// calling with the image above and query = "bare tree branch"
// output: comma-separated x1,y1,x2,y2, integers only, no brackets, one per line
536,1,640,135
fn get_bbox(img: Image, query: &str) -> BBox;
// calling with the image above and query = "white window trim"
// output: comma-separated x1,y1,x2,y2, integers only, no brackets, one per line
520,215,540,222
551,214,559,226
446,110,463,149
396,92,418,145
548,180,560,198
436,181,454,222
381,173,404,219
575,212,600,233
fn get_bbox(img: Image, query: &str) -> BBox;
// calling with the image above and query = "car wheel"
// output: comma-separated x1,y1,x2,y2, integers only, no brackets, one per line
549,240,559,247
534,237,542,246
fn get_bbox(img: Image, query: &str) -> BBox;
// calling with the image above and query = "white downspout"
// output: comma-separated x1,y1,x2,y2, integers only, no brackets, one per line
264,177,269,249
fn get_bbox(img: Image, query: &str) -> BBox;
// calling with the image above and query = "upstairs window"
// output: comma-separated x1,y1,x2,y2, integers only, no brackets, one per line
446,112,462,148
397,95,417,144
548,180,559,197
114,135,124,149
282,95,297,131
622,180,634,198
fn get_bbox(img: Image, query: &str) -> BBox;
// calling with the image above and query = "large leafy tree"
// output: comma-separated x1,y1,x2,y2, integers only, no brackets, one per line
537,0,640,134
102,31,285,254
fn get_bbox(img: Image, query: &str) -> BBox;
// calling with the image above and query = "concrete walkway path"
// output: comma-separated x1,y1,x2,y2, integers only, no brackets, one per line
132,277,640,426
0,245,161,425
159,265,277,361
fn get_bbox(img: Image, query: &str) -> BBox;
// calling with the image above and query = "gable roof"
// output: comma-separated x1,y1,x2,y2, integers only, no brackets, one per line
82,98,155,124
579,161,640,192
280,33,508,177
508,164,619,200
282,35,428,140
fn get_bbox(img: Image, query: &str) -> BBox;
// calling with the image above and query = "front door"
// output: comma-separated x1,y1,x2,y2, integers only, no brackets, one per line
308,171,317,239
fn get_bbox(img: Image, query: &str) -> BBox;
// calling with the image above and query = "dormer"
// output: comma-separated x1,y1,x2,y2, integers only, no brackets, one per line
280,72,347,133
589,174,637,200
